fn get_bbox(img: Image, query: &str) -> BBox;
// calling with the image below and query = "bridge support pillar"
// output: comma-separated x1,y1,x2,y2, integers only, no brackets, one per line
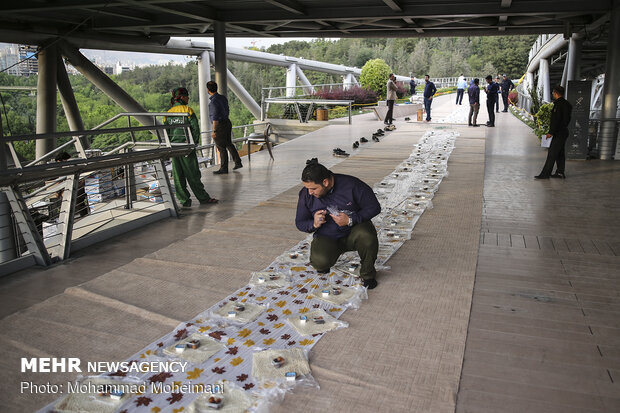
538,58,551,103
296,66,314,94
343,73,356,90
35,44,57,159
214,21,228,96
566,35,582,85
601,0,620,160
197,50,211,146
286,63,297,97
56,53,87,155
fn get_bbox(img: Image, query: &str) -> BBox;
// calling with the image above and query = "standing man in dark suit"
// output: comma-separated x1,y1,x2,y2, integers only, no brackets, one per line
535,86,573,179
409,76,417,95
500,74,515,112
423,75,437,122
483,75,499,127
208,81,243,175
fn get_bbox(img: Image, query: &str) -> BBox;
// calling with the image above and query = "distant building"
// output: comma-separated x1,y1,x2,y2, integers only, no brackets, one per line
0,46,20,76
114,62,132,75
18,45,38,76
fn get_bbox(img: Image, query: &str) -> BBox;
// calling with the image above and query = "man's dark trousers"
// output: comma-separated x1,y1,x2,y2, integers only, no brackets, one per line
385,100,395,124
502,92,510,111
310,221,378,280
540,130,568,176
486,99,495,126
214,118,241,170
424,97,432,121
456,89,464,105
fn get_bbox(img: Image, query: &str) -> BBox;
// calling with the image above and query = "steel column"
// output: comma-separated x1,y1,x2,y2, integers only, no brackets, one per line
59,43,156,128
226,69,261,119
56,53,88,155
0,192,16,263
601,0,620,160
296,66,314,94
197,51,211,147
538,58,551,103
35,45,57,159
566,35,582,84
286,63,297,97
214,21,228,96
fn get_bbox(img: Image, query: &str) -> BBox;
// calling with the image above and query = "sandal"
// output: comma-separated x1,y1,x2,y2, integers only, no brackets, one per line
200,198,219,205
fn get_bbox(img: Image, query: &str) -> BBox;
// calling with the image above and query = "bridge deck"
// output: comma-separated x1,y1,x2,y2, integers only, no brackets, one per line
1,95,619,412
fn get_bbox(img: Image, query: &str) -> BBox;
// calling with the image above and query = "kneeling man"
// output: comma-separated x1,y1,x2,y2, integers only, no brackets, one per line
295,159,381,289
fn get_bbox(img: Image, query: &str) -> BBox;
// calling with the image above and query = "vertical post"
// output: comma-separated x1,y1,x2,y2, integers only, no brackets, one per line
0,191,17,263
56,53,88,155
560,57,569,88
286,63,297,97
197,50,211,147
54,174,78,260
35,44,58,159
538,58,551,103
600,0,620,160
214,21,228,96
566,35,582,84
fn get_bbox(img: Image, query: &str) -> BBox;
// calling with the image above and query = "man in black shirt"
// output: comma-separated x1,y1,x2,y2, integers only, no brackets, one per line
500,75,515,112
535,85,573,179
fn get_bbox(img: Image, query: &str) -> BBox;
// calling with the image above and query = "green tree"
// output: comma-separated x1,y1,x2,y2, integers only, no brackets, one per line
360,59,391,99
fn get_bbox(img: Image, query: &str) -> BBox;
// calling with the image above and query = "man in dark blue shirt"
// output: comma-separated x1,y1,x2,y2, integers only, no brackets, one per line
500,74,515,112
423,75,437,122
484,75,499,127
296,159,381,289
207,81,242,174
410,76,417,95
467,78,480,127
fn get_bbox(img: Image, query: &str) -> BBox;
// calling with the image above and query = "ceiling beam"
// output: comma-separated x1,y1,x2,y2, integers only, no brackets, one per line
264,0,305,15
118,0,216,23
403,17,424,33
501,0,513,8
382,0,403,13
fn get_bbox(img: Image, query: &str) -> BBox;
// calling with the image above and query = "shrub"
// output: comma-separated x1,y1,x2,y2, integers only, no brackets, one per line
395,83,407,99
312,86,378,105
360,59,392,99
534,103,553,138
508,90,518,104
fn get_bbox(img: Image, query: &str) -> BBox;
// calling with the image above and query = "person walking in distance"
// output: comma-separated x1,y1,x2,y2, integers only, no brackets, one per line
535,86,573,179
494,76,501,113
500,74,515,112
409,75,417,95
468,78,480,127
423,75,437,122
483,75,499,127
385,73,397,125
207,81,243,175
456,74,466,105
165,87,218,207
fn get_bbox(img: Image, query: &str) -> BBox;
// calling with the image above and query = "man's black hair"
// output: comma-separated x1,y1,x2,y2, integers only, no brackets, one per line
473,78,479,85
55,151,71,162
301,158,333,184
425,74,430,78
553,85,565,96
206,81,218,93
485,75,492,81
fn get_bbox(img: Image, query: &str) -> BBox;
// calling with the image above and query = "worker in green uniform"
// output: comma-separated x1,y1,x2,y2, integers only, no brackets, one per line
165,87,218,207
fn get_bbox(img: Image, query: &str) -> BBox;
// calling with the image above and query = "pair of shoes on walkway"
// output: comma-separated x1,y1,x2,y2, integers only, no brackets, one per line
213,162,243,174
551,172,566,179
404,117,411,121
360,137,369,143
352,141,359,149
372,135,380,142
384,124,396,131
333,148,350,157
375,129,385,136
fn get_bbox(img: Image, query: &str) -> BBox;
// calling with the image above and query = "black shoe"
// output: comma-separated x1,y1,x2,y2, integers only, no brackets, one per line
404,117,411,121
362,278,378,289
472,124,480,127
487,124,495,127
502,110,508,112
353,141,359,149
333,148,350,157
213,169,228,175
534,174,550,179
468,123,472,126
551,172,566,179
233,163,243,170
360,137,368,143
182,201,192,208
372,135,380,142
496,111,500,113
317,268,330,274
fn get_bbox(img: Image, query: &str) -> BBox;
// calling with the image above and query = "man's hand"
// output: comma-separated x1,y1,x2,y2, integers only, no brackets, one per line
545,133,552,139
211,131,217,139
330,212,350,227
313,210,327,229
429,96,433,100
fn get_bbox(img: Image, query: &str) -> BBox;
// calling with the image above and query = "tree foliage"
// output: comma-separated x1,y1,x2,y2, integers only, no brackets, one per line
360,59,392,99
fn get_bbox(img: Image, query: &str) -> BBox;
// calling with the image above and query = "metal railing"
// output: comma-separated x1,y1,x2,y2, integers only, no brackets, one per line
0,112,197,275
